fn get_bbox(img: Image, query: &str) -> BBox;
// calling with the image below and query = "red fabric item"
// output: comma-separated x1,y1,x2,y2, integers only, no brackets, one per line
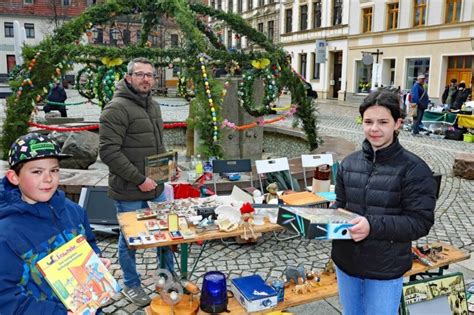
172,183,201,199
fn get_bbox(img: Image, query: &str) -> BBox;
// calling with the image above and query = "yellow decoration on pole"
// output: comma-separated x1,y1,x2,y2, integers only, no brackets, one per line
251,58,270,69
101,57,124,67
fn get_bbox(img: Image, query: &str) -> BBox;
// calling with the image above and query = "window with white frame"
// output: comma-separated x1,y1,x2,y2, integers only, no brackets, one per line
313,1,322,28
406,58,430,89
356,61,372,93
267,20,274,42
300,5,308,31
237,0,243,13
24,0,34,4
387,2,399,30
285,9,292,33
4,22,14,38
62,0,71,6
362,7,373,33
300,53,307,79
24,23,35,38
333,0,343,25
445,0,462,23
311,53,320,79
413,0,426,27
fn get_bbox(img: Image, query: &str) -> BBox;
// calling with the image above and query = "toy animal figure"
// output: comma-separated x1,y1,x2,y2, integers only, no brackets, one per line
323,259,336,275
265,182,279,204
292,282,312,295
285,264,306,285
306,270,321,285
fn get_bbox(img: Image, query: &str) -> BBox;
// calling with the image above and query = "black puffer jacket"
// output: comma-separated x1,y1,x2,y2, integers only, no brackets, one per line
99,79,166,201
331,138,436,280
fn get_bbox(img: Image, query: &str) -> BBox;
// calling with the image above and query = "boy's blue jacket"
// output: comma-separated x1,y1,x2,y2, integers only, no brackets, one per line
0,177,100,315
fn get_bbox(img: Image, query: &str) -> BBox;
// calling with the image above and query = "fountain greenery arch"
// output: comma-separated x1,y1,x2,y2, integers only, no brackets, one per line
2,0,319,159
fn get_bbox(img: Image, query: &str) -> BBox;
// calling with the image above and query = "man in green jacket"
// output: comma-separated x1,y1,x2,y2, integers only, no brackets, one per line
99,57,173,307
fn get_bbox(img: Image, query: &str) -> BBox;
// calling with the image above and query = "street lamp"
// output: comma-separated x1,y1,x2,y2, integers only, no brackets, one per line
111,28,119,45
91,27,98,41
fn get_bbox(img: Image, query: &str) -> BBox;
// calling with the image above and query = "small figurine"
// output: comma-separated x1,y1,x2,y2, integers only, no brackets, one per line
323,259,336,275
284,264,306,286
240,202,256,240
292,281,313,294
265,182,279,204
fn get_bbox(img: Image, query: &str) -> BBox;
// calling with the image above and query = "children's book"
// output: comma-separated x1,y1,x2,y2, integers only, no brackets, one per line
144,151,178,185
36,235,121,314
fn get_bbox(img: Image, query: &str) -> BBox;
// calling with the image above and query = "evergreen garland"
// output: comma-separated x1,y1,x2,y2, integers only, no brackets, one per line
238,67,280,116
2,0,319,159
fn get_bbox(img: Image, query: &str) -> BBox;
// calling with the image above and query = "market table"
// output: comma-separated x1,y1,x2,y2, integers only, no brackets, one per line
196,242,469,315
119,212,470,314
117,212,284,279
422,111,457,126
142,242,469,315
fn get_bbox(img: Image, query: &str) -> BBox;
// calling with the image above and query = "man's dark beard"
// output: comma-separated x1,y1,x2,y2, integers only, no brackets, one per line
125,80,150,97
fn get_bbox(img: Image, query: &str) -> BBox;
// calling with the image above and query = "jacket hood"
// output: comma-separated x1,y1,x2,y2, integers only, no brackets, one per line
112,79,152,108
362,137,403,162
0,177,65,220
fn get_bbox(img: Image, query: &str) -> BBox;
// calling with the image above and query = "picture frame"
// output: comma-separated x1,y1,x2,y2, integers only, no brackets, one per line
400,272,468,315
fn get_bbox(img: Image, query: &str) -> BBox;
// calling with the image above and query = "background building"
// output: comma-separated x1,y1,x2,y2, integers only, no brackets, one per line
279,0,349,100
0,0,92,81
346,0,474,103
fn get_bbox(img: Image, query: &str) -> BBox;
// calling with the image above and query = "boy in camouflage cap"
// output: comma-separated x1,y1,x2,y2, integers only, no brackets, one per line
0,133,112,314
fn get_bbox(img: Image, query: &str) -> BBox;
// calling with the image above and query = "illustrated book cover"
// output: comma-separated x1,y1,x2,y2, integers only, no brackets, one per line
36,235,120,314
144,151,178,185
277,207,358,239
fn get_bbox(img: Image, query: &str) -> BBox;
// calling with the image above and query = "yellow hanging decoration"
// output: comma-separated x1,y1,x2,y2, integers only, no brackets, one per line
251,58,270,69
101,57,124,68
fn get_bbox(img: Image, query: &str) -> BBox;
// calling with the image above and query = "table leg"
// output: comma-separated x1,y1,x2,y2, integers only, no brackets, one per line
181,243,189,280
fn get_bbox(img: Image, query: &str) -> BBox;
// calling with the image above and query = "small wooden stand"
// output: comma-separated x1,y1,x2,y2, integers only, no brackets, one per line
149,294,199,315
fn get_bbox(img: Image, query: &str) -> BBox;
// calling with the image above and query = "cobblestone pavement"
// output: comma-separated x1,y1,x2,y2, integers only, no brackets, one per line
1,91,473,314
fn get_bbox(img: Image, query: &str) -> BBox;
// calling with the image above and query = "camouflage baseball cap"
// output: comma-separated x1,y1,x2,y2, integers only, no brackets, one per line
8,133,71,167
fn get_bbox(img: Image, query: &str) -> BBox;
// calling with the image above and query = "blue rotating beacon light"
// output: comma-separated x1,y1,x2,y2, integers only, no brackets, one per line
200,271,228,313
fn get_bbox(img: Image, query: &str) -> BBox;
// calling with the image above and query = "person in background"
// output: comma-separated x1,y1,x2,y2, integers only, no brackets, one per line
99,57,174,307
44,82,68,117
0,133,109,314
442,78,457,109
452,81,472,110
410,74,429,136
332,90,436,315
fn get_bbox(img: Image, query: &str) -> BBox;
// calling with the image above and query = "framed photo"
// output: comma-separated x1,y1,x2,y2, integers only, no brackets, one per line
400,272,468,315
144,151,177,185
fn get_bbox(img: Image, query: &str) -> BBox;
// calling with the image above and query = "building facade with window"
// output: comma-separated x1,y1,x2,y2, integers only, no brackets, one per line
0,0,91,80
346,0,474,103
279,0,349,99
211,0,281,50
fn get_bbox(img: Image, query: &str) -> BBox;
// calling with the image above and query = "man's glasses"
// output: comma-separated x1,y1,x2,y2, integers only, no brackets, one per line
132,72,156,79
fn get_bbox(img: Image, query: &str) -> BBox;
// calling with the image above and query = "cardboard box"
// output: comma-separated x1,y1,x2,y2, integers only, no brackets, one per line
231,275,278,313
277,206,358,239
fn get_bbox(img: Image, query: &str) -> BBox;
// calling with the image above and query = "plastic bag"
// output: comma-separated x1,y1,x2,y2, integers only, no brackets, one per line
172,183,201,199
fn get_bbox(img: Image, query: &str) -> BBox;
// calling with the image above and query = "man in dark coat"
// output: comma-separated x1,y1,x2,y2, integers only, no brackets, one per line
44,83,68,117
99,57,173,307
